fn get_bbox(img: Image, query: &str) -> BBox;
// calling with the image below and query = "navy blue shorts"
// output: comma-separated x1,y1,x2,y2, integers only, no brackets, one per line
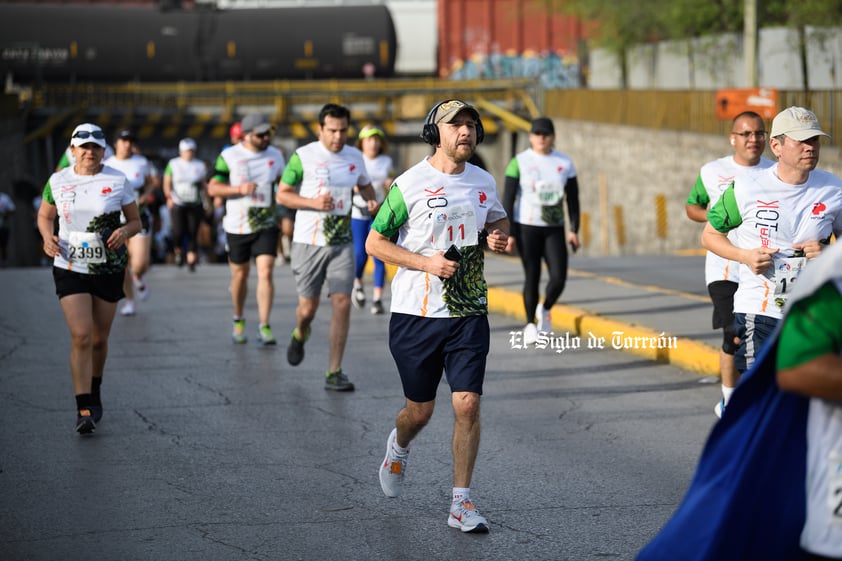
388,313,489,403
734,312,779,373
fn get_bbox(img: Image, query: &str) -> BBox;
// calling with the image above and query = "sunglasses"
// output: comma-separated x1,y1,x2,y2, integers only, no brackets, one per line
73,130,106,140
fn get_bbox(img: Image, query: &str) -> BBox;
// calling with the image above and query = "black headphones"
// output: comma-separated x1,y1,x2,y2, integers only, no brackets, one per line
420,99,485,146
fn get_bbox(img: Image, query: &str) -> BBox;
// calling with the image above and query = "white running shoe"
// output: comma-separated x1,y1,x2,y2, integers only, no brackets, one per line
120,300,136,316
523,322,538,345
379,428,408,498
714,398,725,419
538,308,552,333
136,282,149,301
448,499,489,533
352,286,366,309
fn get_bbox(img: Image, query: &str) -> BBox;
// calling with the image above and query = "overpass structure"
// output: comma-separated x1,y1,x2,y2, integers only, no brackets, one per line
19,77,541,173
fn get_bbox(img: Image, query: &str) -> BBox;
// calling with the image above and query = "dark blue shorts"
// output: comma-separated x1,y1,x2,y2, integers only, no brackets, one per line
388,313,490,403
734,312,779,373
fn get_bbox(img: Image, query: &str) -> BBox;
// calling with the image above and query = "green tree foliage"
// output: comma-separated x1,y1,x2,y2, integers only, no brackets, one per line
550,0,842,88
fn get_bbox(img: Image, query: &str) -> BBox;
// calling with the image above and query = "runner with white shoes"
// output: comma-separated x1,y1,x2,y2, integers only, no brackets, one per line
502,117,580,345
367,99,509,532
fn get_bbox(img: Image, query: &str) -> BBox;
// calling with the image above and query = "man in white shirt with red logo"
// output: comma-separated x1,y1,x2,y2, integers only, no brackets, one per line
276,103,377,392
703,106,842,397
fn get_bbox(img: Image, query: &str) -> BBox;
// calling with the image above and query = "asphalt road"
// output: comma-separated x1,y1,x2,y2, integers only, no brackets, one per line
0,256,720,561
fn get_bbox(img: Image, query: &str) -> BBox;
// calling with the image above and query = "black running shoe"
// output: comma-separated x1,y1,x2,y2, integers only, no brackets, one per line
76,409,96,435
287,327,309,366
325,370,355,392
91,405,103,423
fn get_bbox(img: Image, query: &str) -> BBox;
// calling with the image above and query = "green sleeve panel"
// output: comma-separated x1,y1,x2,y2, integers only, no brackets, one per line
371,185,408,240
686,174,710,207
210,154,231,184
164,163,173,176
504,157,520,179
777,282,842,370
42,182,54,205
280,153,304,187
706,183,741,233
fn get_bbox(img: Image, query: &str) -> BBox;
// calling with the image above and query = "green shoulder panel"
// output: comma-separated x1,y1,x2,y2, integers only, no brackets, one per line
777,282,842,370
210,154,230,184
371,185,408,239
706,183,740,233
686,174,710,207
280,153,304,187
504,157,520,179
42,181,55,205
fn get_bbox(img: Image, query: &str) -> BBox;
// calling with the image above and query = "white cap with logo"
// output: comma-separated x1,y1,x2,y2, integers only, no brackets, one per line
770,106,831,141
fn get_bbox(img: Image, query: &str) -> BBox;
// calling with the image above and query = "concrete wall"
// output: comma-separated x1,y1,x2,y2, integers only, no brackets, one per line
396,120,842,257
591,26,842,90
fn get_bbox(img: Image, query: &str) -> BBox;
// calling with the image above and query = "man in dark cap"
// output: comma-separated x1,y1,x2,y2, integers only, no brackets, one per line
502,116,580,345
208,113,286,345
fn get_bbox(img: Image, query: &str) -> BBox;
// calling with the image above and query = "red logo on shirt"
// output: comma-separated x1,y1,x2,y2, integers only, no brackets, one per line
478,191,487,204
557,166,564,173
350,164,356,172
268,160,275,167
812,202,826,215
101,187,112,195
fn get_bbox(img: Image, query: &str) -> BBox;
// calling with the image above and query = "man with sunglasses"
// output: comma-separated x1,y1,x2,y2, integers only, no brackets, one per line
685,111,774,418
276,103,377,391
702,106,842,402
208,113,286,345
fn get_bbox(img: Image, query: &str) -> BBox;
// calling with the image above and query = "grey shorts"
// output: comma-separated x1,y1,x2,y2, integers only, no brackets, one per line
290,242,354,298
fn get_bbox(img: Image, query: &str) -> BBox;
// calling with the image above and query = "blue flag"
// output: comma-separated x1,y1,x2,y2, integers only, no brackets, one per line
636,337,809,561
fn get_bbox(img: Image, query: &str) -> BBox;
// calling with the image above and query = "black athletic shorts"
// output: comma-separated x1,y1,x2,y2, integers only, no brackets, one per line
226,228,279,264
53,266,125,303
708,280,738,330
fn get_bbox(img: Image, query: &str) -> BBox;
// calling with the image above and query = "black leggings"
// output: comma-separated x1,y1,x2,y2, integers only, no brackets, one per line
517,224,569,322
170,204,204,254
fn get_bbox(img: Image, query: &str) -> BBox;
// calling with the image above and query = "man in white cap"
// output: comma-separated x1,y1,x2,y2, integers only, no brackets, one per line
702,106,842,395
208,114,286,345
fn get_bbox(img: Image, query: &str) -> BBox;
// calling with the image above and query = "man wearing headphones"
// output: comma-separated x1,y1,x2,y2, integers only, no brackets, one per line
366,100,509,533
685,111,774,418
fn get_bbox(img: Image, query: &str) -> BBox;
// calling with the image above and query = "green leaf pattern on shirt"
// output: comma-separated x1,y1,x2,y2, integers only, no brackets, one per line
442,245,487,316
86,210,128,275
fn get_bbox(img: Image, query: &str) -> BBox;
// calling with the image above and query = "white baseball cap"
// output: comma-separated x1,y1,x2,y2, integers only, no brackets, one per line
178,138,197,152
70,123,107,148
770,106,831,141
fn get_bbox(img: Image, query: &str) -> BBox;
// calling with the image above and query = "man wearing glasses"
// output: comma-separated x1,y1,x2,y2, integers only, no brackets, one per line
702,106,842,408
685,111,774,418
208,113,286,345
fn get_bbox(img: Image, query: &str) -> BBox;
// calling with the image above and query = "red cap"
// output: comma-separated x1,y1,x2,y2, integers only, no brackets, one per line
229,122,244,140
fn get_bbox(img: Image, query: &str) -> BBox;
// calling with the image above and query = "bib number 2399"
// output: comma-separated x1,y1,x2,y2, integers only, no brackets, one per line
68,232,105,264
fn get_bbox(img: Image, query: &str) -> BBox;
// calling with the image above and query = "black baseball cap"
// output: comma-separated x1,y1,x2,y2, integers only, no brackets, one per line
530,117,555,135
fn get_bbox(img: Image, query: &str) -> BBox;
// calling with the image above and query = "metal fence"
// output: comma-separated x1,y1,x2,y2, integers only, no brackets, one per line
544,89,841,145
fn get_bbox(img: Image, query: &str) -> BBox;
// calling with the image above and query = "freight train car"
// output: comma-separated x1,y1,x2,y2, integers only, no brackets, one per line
0,3,397,82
